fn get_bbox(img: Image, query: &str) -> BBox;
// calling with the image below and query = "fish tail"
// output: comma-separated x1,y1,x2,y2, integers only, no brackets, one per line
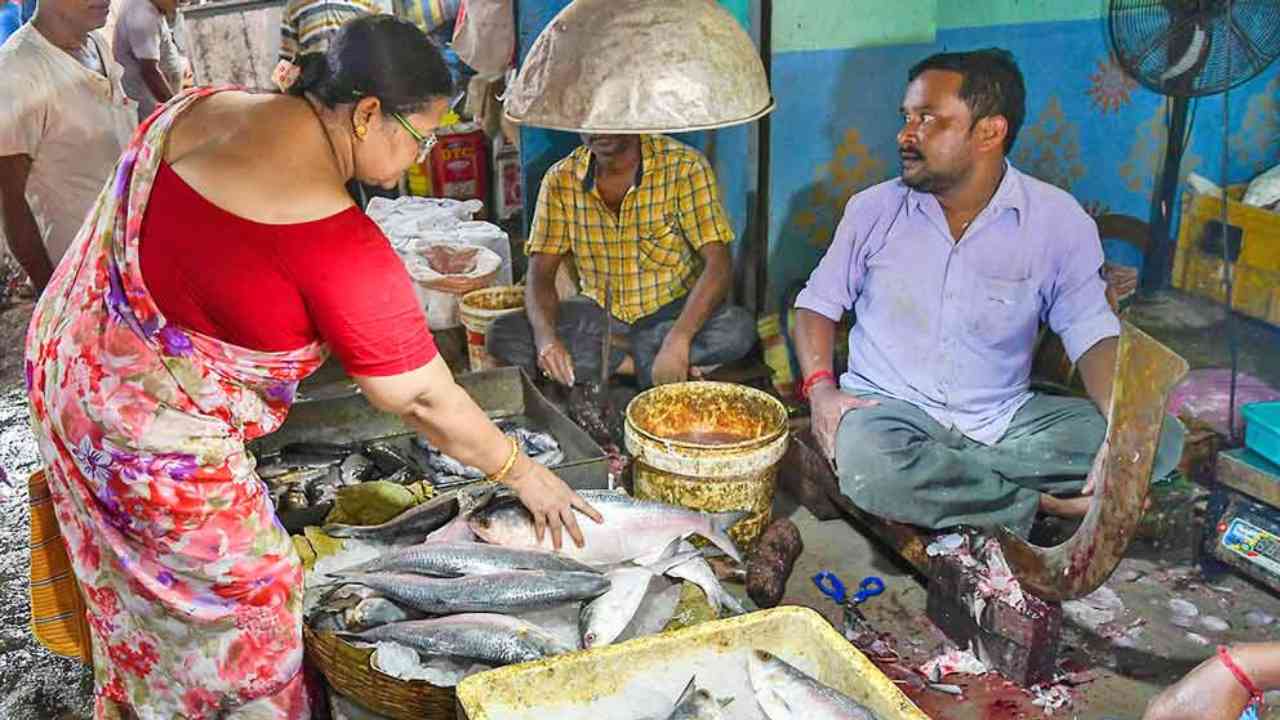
706,510,748,562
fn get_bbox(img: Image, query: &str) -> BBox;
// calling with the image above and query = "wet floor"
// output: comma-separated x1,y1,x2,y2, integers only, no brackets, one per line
774,491,1280,720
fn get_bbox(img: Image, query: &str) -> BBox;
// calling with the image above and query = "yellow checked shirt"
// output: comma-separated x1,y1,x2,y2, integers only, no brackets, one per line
525,135,734,323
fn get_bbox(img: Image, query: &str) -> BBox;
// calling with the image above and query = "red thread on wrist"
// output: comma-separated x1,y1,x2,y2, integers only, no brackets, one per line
800,370,836,401
1219,646,1265,708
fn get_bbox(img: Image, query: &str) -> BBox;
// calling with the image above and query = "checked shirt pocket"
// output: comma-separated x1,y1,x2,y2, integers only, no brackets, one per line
637,214,692,270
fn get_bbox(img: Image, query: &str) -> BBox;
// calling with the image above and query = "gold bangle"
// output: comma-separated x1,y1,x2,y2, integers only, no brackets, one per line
488,436,521,485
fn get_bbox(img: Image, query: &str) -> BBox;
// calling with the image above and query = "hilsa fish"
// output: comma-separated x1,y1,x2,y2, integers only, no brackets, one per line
339,569,611,615
579,566,657,648
335,541,600,577
748,650,880,720
469,490,746,565
339,613,569,666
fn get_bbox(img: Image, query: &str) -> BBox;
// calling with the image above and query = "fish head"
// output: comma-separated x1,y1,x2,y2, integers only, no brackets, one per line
467,495,535,543
578,602,601,648
748,650,784,688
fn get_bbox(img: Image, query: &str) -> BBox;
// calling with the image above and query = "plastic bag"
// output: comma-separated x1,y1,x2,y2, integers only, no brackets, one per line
366,196,483,252
1167,369,1280,437
1243,163,1280,210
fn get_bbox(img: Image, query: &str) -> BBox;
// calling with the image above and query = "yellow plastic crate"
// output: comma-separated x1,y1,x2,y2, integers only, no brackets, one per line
1172,186,1280,325
455,606,928,720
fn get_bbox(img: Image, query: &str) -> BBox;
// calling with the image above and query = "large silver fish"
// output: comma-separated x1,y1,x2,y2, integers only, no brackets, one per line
340,570,611,615
748,650,879,720
323,492,459,543
666,677,731,720
469,491,746,565
578,566,656,648
335,541,600,577
340,613,569,666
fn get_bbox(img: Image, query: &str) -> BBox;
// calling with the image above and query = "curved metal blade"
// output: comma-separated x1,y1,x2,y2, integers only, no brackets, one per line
996,322,1189,601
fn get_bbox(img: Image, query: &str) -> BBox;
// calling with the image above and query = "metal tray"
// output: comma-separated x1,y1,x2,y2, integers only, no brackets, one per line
455,606,928,720
250,367,608,531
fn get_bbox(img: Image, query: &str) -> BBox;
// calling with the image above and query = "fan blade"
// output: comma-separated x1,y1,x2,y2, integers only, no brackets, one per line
1158,24,1207,83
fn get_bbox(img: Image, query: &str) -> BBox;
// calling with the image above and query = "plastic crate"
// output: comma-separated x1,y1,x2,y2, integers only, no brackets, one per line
1243,402,1280,467
1172,186,1280,327
455,606,927,720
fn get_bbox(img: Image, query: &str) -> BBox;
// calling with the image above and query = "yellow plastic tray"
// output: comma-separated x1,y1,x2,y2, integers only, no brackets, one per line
455,606,928,720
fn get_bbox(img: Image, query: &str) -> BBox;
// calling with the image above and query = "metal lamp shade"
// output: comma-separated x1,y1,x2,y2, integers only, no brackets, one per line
505,0,775,134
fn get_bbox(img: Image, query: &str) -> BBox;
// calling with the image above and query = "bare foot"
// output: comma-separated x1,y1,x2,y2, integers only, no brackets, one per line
1040,493,1092,518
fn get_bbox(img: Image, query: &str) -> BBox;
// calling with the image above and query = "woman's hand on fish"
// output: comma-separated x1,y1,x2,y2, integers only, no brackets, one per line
506,459,603,549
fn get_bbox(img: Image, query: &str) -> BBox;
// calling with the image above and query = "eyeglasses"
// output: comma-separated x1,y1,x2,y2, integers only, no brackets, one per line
392,112,437,164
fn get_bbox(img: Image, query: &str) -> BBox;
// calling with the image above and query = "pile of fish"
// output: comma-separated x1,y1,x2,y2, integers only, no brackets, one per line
254,421,563,514
648,651,879,720
307,488,750,686
414,420,564,481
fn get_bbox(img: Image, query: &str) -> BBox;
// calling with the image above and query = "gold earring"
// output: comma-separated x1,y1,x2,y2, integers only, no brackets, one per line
354,125,368,140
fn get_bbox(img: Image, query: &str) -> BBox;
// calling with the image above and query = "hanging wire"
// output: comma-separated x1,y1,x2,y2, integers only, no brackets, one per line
1222,0,1240,443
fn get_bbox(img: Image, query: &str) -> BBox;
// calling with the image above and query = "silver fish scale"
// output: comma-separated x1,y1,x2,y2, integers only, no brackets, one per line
353,616,565,665
344,570,611,614
339,541,600,577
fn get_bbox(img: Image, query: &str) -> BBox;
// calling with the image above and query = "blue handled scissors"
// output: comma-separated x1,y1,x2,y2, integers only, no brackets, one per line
812,571,884,607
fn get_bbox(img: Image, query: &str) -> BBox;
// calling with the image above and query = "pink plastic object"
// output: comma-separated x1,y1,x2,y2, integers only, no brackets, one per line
1167,369,1280,437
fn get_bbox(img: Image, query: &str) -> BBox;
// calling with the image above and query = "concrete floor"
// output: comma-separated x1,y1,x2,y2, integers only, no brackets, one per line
770,491,1280,720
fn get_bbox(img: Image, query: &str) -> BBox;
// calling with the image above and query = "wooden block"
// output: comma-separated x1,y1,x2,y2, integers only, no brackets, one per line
779,427,933,572
926,553,1062,686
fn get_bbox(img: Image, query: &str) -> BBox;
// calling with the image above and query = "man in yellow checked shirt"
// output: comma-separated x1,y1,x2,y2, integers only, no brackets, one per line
487,134,755,395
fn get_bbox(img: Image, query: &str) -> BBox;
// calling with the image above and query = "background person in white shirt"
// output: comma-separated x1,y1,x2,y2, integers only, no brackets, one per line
0,0,137,295
113,0,184,120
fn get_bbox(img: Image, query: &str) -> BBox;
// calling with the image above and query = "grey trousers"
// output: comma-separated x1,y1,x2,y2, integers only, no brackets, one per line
834,393,1186,537
486,295,756,388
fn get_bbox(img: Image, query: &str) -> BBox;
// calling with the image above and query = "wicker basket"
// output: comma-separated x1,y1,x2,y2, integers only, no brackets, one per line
304,626,457,720
304,584,717,718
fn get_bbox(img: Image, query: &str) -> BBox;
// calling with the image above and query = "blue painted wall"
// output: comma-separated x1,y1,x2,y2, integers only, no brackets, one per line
512,4,1280,310
766,18,1280,309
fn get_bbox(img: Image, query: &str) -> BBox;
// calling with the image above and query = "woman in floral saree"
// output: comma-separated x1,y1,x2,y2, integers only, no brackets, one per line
24,16,600,719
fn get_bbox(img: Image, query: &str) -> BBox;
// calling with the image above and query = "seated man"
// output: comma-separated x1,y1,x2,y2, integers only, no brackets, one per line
488,134,755,389
793,48,1184,538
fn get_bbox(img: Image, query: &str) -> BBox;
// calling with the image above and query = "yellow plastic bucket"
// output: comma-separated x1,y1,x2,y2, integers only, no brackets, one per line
624,381,789,551
459,286,525,371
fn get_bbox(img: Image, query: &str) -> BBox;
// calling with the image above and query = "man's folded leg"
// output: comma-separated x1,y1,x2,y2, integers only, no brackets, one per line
833,395,1044,536
834,393,1187,538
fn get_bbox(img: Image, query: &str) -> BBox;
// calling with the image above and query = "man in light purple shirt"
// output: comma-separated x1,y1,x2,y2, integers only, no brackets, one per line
794,49,1183,537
